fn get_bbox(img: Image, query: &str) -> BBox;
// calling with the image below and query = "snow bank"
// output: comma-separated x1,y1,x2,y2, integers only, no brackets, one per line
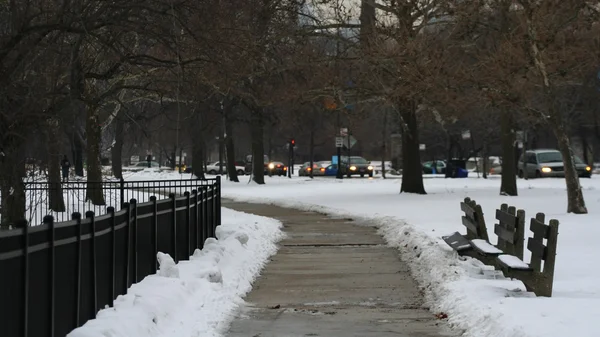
68,208,283,337
220,176,600,337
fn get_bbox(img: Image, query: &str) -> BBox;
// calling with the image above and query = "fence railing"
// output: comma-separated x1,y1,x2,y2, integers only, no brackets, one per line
0,177,221,337
14,178,217,225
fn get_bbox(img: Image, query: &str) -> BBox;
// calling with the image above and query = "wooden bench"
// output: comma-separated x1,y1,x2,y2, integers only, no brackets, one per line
443,200,529,269
496,213,559,297
442,198,502,264
493,204,526,260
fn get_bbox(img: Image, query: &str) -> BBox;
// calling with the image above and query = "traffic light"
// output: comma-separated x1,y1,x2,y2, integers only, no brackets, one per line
290,138,295,147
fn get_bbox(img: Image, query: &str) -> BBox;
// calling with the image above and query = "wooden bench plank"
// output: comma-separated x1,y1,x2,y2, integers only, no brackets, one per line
527,237,548,260
462,216,479,234
494,224,516,243
530,218,550,238
442,231,472,252
460,202,476,219
471,239,503,255
497,254,533,271
495,209,517,230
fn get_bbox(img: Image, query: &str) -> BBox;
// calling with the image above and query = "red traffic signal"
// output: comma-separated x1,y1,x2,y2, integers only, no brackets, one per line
290,139,295,146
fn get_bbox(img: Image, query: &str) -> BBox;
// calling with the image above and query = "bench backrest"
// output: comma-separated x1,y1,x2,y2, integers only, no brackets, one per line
528,213,559,273
527,213,559,297
460,197,489,241
494,204,525,259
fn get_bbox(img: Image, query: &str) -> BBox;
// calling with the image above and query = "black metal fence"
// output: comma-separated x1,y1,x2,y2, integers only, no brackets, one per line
0,177,221,337
17,179,217,225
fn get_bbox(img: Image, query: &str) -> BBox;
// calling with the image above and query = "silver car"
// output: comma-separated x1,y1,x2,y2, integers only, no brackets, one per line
517,149,591,178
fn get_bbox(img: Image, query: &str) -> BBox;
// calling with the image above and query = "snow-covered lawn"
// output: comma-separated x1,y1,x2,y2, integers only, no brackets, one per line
67,207,283,337
207,174,598,337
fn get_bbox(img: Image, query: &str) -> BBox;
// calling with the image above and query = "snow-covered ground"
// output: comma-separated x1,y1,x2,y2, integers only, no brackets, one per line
68,207,284,337
212,174,597,337
121,170,600,337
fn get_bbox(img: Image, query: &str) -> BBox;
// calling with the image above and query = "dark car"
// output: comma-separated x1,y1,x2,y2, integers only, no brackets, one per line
340,156,374,177
266,161,287,176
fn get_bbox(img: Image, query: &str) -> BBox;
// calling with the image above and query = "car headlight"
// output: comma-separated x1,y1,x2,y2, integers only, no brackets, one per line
367,165,374,170
350,166,357,171
586,166,591,171
268,163,275,169
541,167,552,173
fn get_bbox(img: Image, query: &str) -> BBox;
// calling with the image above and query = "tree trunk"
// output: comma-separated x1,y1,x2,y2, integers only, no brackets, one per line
482,142,488,179
47,120,65,212
72,130,84,177
192,140,205,180
251,110,265,184
552,121,587,214
381,110,387,179
0,144,26,227
225,113,239,182
111,111,124,179
400,103,426,194
309,129,315,179
85,107,106,205
500,110,518,196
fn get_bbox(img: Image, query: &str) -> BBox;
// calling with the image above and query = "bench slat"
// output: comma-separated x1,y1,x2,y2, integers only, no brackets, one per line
527,237,548,260
530,218,550,238
460,202,476,219
442,231,472,252
461,216,479,234
495,209,517,230
494,224,516,243
497,254,533,271
471,239,503,255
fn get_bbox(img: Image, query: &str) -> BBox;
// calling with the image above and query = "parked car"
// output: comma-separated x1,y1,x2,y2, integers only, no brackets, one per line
299,161,329,176
206,162,245,175
324,164,338,176
266,161,287,176
517,149,591,178
422,160,446,174
314,161,330,176
340,156,374,177
299,162,319,176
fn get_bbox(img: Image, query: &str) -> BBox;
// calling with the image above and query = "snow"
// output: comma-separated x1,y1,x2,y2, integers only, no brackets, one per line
471,239,504,254
498,254,531,270
67,207,283,337
182,173,600,337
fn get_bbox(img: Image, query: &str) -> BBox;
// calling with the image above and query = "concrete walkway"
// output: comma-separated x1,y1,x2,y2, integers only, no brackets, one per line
223,201,455,337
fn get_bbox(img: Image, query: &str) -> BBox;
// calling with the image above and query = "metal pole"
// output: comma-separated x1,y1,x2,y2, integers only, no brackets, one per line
336,110,343,179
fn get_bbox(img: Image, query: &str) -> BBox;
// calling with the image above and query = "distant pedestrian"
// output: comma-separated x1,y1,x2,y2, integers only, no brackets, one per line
146,154,152,168
61,155,71,182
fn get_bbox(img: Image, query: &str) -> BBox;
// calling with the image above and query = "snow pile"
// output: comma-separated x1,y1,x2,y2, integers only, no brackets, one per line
219,176,600,337
68,208,283,337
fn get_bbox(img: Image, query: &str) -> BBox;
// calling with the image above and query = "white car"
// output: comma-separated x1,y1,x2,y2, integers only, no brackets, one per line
206,162,245,175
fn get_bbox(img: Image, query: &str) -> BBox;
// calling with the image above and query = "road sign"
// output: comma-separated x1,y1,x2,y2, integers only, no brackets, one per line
335,137,344,148
419,144,426,150
340,128,348,136
345,135,357,149
461,130,471,140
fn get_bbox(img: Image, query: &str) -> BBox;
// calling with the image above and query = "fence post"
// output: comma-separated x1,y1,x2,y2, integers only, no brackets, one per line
72,212,82,326
120,178,125,208
192,190,198,250
44,215,55,337
123,202,131,289
170,193,177,263
107,207,116,305
150,196,158,273
85,211,97,317
185,191,191,257
130,199,138,283
22,220,30,337
215,176,221,235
